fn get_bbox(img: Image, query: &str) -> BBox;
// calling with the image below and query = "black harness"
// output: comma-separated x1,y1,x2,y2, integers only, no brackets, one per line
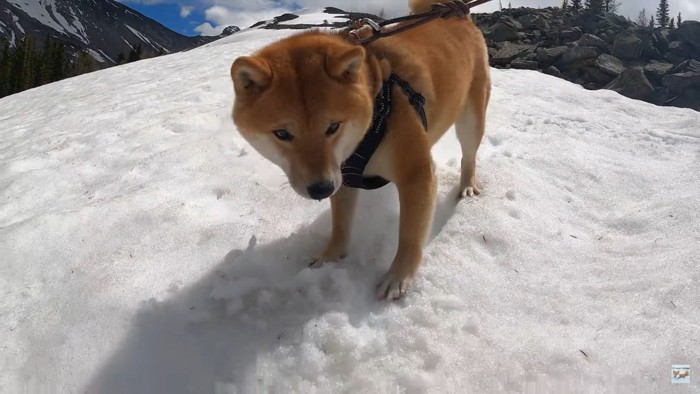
341,74,428,190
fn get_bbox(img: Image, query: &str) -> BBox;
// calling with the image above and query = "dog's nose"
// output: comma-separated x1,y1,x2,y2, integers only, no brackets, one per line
307,180,335,200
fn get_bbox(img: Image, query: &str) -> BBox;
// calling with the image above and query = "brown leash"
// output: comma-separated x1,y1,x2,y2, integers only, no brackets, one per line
348,0,494,45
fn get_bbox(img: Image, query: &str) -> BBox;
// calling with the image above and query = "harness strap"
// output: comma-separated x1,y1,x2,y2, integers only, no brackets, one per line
341,74,427,190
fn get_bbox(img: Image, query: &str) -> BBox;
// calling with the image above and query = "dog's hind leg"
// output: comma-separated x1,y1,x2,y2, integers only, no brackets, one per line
455,79,489,199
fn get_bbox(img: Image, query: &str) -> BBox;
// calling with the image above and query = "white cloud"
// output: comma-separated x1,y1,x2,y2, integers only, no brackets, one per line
189,0,700,36
194,22,222,35
180,5,193,18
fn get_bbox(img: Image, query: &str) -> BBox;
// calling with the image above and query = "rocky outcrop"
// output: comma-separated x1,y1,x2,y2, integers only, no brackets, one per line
473,8,700,111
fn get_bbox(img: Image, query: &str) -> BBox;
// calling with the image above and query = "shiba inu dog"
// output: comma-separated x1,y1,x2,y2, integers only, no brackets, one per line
230,0,490,300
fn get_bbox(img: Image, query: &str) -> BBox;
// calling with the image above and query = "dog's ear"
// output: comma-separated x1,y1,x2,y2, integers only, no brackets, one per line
325,45,365,80
231,56,272,94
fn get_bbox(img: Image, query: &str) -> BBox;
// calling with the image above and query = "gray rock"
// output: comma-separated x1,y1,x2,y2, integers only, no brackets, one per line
517,14,550,31
492,42,531,65
643,60,674,83
595,54,625,76
543,65,562,77
558,46,601,69
485,22,519,42
511,59,540,70
612,32,644,60
672,21,700,55
662,59,700,94
667,40,694,60
537,46,569,64
585,66,615,85
577,34,610,52
560,27,583,41
605,67,654,100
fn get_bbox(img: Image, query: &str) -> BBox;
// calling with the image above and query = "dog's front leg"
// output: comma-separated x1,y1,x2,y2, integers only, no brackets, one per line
376,163,436,300
310,186,358,267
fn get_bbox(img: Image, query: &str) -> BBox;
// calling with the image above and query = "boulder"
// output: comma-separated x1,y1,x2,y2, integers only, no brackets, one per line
577,34,610,52
643,60,674,83
485,22,520,42
537,46,569,65
558,46,601,70
492,42,531,66
585,66,615,85
612,32,643,60
511,59,540,70
595,54,625,76
560,27,583,41
484,16,523,42
671,21,700,56
605,67,654,100
666,40,694,61
517,14,550,31
544,65,562,77
662,59,700,94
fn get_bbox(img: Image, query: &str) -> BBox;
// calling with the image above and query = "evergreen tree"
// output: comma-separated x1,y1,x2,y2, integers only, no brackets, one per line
0,40,10,97
572,0,582,11
127,42,142,63
585,0,604,13
649,15,655,28
16,36,36,92
117,52,126,64
562,0,568,10
677,12,682,26
670,17,675,29
656,0,670,27
72,50,98,76
636,8,649,27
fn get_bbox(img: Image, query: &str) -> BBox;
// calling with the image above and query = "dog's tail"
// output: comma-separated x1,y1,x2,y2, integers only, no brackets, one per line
409,0,447,13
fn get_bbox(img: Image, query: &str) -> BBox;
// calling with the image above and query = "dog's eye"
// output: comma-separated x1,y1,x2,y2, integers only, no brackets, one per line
326,122,341,137
272,129,294,142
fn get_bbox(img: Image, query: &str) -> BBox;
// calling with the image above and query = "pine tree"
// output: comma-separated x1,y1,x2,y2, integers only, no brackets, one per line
72,50,98,76
677,12,682,26
670,17,675,29
562,0,568,10
656,0,670,27
649,16,655,28
585,0,604,13
0,40,10,97
572,0,582,11
127,42,142,63
16,36,36,92
117,52,126,64
636,8,649,28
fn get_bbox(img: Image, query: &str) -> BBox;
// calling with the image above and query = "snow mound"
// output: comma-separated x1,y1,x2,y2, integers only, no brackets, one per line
1,27,699,393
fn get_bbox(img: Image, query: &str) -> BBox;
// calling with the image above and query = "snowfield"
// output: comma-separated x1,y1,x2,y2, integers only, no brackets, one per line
1,27,699,393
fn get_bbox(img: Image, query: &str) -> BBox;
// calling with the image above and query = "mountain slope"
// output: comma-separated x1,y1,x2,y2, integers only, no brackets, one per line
1,27,699,393
0,0,225,64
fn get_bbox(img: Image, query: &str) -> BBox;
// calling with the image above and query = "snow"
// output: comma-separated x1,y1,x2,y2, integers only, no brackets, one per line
275,10,346,25
1,27,699,393
11,13,24,34
87,48,105,62
125,24,153,46
6,0,87,43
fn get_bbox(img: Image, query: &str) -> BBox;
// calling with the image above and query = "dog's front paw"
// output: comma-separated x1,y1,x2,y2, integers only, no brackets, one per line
459,185,481,199
376,270,414,300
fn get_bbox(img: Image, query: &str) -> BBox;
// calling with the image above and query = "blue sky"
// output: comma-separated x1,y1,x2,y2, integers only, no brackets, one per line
123,2,204,36
120,0,700,37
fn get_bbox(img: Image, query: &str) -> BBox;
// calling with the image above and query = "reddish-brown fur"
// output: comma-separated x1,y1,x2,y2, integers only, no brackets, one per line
231,0,490,300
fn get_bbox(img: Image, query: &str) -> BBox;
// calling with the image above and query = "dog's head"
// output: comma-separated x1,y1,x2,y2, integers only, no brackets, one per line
230,32,376,200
